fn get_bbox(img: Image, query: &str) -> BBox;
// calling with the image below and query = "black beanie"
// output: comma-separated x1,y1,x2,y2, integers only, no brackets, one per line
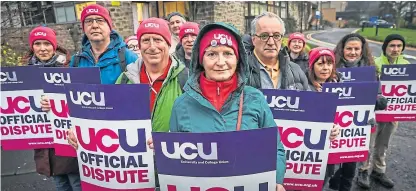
382,34,405,55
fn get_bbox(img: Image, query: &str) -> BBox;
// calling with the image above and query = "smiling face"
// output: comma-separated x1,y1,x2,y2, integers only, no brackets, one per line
343,40,362,62
289,39,304,54
202,45,238,82
140,34,170,66
127,39,140,55
83,15,111,43
169,15,184,36
313,55,334,82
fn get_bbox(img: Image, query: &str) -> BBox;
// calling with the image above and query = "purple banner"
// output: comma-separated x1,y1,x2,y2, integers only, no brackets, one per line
380,64,416,81
337,66,377,82
262,89,339,122
323,82,379,106
64,84,151,120
42,67,101,93
153,127,277,177
1,66,43,91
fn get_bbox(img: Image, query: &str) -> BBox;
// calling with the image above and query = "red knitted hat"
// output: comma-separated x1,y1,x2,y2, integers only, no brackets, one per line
289,32,306,45
125,36,137,44
308,47,335,68
179,22,200,42
29,26,57,51
199,28,239,64
136,18,171,48
80,4,113,31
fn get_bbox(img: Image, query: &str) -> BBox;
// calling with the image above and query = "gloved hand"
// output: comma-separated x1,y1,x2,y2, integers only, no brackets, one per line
375,95,388,111
367,118,376,127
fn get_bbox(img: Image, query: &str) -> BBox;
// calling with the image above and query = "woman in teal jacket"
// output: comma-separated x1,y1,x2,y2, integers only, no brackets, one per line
168,22,287,190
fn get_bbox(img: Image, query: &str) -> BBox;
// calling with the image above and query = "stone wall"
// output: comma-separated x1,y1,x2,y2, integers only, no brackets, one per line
100,1,135,38
1,22,82,55
213,1,245,34
190,1,215,28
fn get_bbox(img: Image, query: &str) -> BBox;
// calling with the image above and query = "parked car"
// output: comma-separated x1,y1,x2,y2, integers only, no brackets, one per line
363,20,396,28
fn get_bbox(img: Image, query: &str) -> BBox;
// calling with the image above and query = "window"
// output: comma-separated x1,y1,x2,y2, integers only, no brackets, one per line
158,1,187,18
244,1,283,34
280,2,287,18
54,2,76,23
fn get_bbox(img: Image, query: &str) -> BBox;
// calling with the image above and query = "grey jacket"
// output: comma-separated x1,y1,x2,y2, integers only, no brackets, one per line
245,47,310,91
283,46,309,74
173,44,191,68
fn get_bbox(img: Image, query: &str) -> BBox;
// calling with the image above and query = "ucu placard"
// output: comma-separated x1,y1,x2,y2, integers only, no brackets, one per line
1,66,52,150
337,66,376,82
153,128,277,191
65,84,154,191
41,67,101,157
376,64,416,122
323,82,378,164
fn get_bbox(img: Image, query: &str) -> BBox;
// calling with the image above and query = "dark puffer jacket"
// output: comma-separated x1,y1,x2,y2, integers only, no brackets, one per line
283,46,309,73
28,49,79,177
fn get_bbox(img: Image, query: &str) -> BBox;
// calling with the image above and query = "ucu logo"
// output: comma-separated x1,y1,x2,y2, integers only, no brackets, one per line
44,73,71,84
69,91,105,106
161,142,218,160
34,32,47,37
86,9,98,14
340,71,352,81
265,96,300,109
319,49,331,55
0,71,17,82
325,87,352,97
184,29,194,33
293,34,303,37
383,67,406,75
214,34,231,41
144,23,159,28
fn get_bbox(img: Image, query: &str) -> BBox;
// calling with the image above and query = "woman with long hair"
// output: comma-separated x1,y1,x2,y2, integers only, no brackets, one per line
27,26,81,191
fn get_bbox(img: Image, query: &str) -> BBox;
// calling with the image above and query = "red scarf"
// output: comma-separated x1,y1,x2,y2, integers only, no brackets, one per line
200,72,238,112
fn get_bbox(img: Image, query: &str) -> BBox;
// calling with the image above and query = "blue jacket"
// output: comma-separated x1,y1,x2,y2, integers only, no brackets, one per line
169,22,286,184
69,30,138,84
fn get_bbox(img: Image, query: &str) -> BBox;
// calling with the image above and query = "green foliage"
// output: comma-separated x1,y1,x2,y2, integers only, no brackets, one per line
1,43,25,67
358,27,416,47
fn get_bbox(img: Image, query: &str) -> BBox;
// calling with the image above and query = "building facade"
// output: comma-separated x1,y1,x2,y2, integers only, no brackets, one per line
1,1,314,55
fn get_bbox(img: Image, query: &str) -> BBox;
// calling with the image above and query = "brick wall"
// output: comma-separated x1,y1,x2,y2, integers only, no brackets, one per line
213,1,245,34
190,1,215,28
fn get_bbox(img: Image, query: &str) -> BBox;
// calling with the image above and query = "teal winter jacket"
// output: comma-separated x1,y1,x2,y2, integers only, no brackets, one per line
169,22,286,184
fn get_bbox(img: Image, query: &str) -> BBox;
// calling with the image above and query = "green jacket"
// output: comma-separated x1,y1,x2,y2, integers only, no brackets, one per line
115,56,187,132
375,54,410,75
169,22,286,184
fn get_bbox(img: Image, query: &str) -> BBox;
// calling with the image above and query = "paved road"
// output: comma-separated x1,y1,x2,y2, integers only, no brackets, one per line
310,28,416,191
308,28,416,63
1,150,55,190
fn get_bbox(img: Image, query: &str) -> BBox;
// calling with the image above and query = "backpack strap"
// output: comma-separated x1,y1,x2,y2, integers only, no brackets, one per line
118,47,127,72
178,67,189,92
119,73,129,84
73,50,82,67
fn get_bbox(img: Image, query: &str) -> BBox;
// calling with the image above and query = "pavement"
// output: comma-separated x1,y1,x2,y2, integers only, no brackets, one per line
306,28,416,63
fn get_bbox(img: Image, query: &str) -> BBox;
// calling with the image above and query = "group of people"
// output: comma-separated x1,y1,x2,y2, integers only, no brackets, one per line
19,3,411,191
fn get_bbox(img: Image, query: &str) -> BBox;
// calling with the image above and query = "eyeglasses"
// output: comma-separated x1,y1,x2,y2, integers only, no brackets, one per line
254,33,283,41
84,18,106,26
128,45,139,50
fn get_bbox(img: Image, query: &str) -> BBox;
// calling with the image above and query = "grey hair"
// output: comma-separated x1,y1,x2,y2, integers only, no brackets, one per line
250,12,286,36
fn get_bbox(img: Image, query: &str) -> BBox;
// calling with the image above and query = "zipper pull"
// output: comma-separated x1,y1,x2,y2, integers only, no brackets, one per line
217,86,220,96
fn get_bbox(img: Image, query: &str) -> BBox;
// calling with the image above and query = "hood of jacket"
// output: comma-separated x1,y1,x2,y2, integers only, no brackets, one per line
187,22,248,94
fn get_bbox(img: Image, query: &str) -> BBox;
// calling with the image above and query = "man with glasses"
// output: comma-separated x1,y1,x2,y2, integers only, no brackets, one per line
174,22,199,68
245,12,309,90
69,4,138,84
